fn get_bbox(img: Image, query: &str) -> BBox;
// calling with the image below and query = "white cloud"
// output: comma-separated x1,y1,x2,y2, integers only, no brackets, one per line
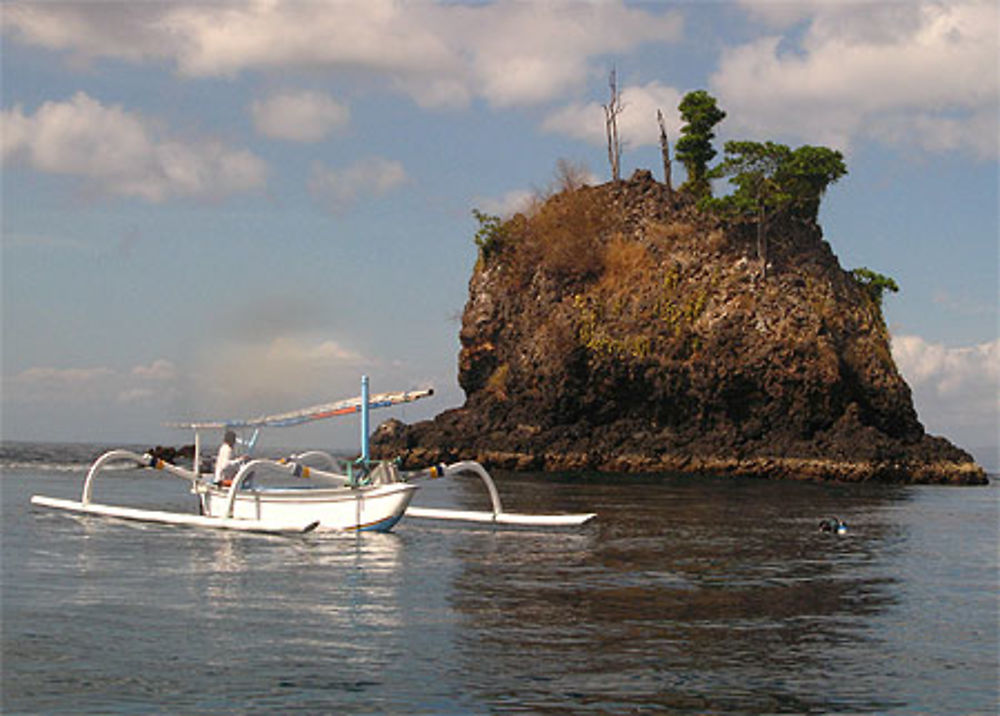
117,387,158,404
195,335,369,412
892,335,999,397
475,189,537,219
451,3,681,109
131,359,177,382
1,92,267,201
3,1,682,109
4,365,117,405
714,1,999,158
161,0,456,81
201,336,364,387
543,81,684,148
13,366,115,385
891,335,1000,460
251,90,350,142
736,0,879,28
1,232,94,252
2,2,177,64
4,357,182,414
271,337,365,366
308,157,407,211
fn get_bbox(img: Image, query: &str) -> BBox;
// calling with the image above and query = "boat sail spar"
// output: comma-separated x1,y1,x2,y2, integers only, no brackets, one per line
30,377,596,534
167,387,434,430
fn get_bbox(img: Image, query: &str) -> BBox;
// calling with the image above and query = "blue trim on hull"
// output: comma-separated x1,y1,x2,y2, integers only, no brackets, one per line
355,512,405,533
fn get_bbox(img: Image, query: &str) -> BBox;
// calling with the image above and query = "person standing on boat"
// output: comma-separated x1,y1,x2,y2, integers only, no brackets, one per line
214,430,242,485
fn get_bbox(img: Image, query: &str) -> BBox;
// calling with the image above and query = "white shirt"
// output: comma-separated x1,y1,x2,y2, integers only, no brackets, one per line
214,442,236,483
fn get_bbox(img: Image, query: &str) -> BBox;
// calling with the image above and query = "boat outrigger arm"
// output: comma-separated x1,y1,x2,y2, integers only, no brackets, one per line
30,376,597,532
402,461,596,527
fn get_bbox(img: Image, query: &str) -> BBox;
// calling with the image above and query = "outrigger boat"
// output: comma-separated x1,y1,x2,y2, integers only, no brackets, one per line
31,377,596,534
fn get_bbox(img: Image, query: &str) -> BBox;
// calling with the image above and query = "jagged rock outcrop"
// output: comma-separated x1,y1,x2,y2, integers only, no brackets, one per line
373,170,985,484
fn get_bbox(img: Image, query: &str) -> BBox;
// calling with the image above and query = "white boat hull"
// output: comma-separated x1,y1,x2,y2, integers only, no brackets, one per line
30,495,320,534
201,482,418,532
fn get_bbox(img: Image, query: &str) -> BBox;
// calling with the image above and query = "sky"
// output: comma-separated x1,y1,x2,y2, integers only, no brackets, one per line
2,0,997,469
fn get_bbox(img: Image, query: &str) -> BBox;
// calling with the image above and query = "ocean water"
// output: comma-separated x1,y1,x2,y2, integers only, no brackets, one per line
2,441,997,714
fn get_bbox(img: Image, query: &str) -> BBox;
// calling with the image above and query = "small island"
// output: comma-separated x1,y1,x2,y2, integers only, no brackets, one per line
374,91,986,485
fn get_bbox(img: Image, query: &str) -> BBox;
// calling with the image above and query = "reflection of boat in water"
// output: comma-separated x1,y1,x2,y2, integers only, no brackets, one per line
31,377,597,534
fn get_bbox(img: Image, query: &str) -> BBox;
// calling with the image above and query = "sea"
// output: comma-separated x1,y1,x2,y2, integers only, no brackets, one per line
2,441,997,715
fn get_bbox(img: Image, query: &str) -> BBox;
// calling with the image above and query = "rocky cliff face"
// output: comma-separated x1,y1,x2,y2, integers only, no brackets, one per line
374,171,985,483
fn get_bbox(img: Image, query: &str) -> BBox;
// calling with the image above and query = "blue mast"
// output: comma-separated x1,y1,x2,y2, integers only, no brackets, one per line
360,374,370,465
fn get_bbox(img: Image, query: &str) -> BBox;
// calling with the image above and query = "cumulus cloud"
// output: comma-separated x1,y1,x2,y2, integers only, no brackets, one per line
5,358,182,409
4,365,117,406
2,232,94,252
474,161,602,219
3,1,681,109
543,81,684,148
195,334,369,411
131,359,177,382
714,1,999,158
736,0,875,28
892,335,999,398
202,336,365,385
447,3,681,108
308,157,407,211
273,338,365,366
117,387,158,404
13,366,115,386
1,92,267,201
2,1,178,64
251,90,350,142
891,335,1000,461
120,360,178,404
475,189,537,219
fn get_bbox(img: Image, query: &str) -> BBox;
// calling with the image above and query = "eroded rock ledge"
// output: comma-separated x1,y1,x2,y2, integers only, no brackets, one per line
374,417,985,484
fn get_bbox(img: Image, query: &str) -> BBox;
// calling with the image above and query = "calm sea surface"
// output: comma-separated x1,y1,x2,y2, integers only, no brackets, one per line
2,442,997,714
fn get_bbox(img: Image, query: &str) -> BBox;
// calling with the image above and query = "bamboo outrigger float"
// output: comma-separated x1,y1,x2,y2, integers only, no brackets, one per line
30,377,596,534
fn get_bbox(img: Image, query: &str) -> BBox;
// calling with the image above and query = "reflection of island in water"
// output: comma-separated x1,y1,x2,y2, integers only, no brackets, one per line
445,474,917,713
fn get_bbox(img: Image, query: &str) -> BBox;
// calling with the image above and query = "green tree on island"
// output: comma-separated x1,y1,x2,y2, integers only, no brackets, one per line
472,209,505,265
851,267,899,307
708,140,846,277
675,90,726,198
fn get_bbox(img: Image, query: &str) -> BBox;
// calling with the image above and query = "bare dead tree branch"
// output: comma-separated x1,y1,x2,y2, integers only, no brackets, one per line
657,109,672,197
603,67,624,182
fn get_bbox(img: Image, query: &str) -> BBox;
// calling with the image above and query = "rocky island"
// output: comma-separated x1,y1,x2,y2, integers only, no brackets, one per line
373,91,985,484
372,169,985,484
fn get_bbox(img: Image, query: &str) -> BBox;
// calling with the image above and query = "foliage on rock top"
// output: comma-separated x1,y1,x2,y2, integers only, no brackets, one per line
676,90,726,198
706,141,847,224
